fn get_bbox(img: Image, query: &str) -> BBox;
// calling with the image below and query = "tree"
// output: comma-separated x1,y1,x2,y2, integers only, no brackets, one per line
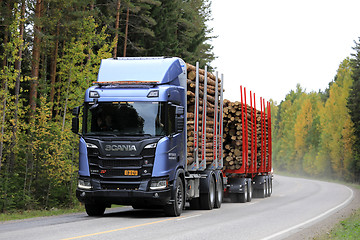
29,0,43,118
317,58,354,179
348,38,360,182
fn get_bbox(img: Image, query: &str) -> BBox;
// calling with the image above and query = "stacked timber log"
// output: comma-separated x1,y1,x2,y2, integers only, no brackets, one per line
186,63,221,166
222,99,270,171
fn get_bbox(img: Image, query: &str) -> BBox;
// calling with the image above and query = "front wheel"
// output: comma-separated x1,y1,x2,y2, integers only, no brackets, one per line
164,176,184,217
85,203,106,216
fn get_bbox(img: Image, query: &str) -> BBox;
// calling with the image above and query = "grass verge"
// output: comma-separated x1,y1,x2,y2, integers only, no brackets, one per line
0,204,85,222
316,208,360,240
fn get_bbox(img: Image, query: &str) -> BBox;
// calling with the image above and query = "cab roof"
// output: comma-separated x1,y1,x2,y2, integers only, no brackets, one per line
97,57,184,85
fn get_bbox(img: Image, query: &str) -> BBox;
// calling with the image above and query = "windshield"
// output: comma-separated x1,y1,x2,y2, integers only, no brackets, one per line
84,102,166,136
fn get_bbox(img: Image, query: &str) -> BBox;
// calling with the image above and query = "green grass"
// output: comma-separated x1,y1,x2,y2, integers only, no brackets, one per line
316,208,360,240
0,204,125,222
0,204,85,222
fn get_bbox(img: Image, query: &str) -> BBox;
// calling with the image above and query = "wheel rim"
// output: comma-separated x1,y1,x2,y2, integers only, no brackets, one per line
176,181,183,210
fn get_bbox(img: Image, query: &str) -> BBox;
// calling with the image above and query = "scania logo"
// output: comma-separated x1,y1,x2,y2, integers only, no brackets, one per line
105,145,137,152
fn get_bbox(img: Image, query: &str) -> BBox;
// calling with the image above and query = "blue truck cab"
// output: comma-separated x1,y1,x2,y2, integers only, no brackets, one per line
72,57,189,216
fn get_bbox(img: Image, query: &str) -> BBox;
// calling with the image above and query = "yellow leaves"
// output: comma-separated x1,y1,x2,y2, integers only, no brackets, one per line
317,58,355,178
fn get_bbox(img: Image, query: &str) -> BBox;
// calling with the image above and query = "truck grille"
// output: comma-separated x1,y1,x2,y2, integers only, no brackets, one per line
88,148,155,190
101,182,140,190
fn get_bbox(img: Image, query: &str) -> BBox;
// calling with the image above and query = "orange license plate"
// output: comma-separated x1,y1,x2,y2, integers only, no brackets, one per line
124,170,138,176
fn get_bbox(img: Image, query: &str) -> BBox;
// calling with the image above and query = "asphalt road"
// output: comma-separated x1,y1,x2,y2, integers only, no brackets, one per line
0,175,354,240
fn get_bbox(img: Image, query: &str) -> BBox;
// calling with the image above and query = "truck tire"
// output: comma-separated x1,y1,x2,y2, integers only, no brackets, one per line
247,179,252,202
214,174,223,208
265,176,269,197
268,177,272,197
85,203,106,216
238,183,248,203
164,176,184,217
255,181,266,198
200,175,216,210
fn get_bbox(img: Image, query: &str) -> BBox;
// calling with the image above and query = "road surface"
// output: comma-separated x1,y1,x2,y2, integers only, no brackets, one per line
0,175,354,240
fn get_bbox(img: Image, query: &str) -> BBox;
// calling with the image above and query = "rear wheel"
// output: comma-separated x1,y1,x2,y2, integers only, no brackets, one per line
200,175,216,210
254,180,267,198
247,180,252,202
85,203,106,216
238,183,248,203
265,177,269,197
164,176,184,217
268,177,272,197
214,175,223,208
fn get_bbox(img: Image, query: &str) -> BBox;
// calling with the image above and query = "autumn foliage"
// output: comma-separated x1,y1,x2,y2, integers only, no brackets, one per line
272,58,360,182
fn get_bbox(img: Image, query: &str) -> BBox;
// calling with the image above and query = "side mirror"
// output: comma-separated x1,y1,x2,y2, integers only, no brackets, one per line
72,106,81,116
71,117,79,134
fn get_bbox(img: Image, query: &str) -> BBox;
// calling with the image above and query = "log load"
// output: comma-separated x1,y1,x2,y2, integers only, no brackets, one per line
186,63,221,166
185,63,270,171
222,99,270,171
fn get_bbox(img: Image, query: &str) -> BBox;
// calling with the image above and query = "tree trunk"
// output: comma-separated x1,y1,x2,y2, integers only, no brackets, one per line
29,0,43,119
49,23,59,105
113,0,121,58
123,6,129,57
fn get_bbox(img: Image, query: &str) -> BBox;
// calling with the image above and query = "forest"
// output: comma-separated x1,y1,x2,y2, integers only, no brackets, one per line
0,0,214,212
1,0,360,213
271,45,360,183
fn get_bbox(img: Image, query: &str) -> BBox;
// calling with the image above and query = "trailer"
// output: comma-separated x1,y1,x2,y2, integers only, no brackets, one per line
222,86,273,203
71,57,272,217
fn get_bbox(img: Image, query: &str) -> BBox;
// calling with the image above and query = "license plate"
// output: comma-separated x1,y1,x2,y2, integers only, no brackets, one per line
124,170,138,176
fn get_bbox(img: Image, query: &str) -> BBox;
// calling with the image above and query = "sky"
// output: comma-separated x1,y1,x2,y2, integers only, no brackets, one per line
209,0,360,104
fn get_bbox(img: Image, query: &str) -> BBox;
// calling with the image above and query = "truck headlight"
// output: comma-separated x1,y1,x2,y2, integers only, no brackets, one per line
78,179,92,190
150,178,168,190
144,143,157,149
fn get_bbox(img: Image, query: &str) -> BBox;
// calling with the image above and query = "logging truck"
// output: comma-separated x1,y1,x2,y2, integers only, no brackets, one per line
71,57,273,217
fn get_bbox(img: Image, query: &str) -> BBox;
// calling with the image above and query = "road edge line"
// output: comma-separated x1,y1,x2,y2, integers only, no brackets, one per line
260,185,354,240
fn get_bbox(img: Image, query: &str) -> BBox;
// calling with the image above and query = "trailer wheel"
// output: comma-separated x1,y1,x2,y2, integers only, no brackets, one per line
200,175,216,210
268,177,272,197
238,183,248,203
254,181,266,198
247,179,252,202
164,176,184,217
214,175,223,208
265,177,269,197
85,203,106,216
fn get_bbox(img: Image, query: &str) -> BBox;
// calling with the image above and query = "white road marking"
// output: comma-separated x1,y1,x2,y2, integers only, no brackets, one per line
260,186,354,240
176,214,202,221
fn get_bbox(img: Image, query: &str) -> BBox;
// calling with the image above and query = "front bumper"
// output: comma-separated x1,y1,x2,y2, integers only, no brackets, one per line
76,188,171,206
